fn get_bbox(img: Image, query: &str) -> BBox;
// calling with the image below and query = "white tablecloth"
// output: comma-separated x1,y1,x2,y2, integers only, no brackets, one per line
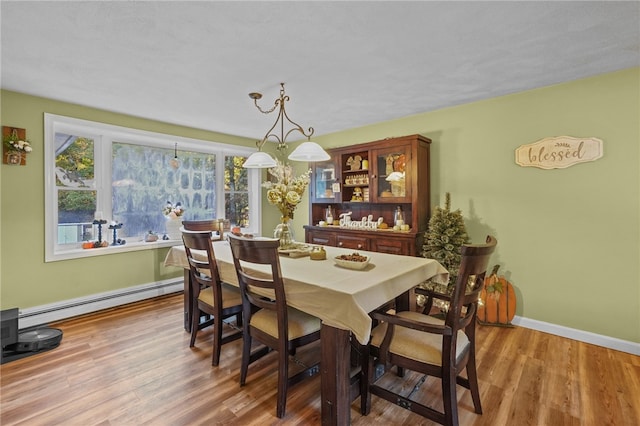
164,241,448,344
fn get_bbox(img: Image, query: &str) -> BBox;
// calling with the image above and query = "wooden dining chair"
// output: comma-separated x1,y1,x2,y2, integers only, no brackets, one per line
361,236,497,426
182,219,226,239
227,234,321,419
182,228,243,366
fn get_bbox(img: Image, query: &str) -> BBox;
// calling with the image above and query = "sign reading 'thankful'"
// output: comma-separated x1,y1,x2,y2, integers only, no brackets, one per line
515,136,603,170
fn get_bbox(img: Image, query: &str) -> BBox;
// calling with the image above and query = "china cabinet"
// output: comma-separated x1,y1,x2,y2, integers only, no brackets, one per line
305,134,431,256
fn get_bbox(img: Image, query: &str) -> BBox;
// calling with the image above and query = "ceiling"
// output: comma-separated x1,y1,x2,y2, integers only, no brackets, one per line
2,1,639,141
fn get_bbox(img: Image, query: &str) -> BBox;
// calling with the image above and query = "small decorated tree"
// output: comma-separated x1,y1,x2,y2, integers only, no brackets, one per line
418,193,470,304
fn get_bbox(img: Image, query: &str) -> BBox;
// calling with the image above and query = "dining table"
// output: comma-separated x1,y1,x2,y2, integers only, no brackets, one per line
164,240,448,425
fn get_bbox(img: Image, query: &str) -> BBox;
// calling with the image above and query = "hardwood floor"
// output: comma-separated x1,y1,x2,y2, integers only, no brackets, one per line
1,293,639,425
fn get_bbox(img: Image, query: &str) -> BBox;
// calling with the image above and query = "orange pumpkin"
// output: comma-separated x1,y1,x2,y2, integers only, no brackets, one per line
477,265,516,326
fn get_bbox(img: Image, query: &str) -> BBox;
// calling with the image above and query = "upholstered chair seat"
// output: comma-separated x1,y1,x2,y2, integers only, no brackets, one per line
370,311,469,366
197,284,243,310
250,306,321,340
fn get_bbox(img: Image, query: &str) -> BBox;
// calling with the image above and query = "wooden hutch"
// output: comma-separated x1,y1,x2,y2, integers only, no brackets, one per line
304,134,431,256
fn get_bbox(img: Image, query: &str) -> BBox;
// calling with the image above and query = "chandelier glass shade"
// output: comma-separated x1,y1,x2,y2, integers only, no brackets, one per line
242,151,278,169
243,83,330,168
288,141,331,162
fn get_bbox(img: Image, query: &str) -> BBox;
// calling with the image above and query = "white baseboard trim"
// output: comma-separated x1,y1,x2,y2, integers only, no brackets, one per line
512,315,640,356
18,279,183,330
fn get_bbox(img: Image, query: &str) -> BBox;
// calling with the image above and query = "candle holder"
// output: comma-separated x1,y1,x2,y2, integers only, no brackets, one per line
92,219,108,244
108,223,124,246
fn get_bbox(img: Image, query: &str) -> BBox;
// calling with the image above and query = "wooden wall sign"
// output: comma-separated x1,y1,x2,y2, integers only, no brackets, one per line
515,136,603,170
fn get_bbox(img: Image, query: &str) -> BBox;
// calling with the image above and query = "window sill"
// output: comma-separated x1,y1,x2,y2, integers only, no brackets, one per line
47,238,183,262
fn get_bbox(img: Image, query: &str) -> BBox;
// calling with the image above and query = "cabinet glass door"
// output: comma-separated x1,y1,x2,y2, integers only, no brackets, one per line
374,146,410,201
312,159,338,202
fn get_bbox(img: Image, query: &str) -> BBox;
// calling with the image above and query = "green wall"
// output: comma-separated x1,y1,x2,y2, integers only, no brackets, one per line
0,90,256,308
2,67,639,343
313,67,640,343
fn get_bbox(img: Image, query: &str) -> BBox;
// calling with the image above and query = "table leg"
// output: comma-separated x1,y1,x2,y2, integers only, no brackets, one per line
321,324,351,426
395,289,411,312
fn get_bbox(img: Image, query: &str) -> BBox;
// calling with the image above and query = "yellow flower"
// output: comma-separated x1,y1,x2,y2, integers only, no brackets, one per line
285,191,301,205
262,160,311,218
267,189,282,205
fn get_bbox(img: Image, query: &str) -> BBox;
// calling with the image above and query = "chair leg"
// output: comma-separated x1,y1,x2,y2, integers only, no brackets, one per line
189,307,199,347
466,351,482,414
211,314,222,366
240,332,252,386
276,348,289,418
443,369,459,426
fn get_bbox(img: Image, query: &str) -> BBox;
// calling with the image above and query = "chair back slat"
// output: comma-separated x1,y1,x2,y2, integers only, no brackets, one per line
446,236,497,334
182,231,222,287
227,235,288,335
235,269,277,311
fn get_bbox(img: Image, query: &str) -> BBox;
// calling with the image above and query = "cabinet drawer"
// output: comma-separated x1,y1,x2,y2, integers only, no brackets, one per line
307,230,336,246
336,235,369,251
372,238,409,255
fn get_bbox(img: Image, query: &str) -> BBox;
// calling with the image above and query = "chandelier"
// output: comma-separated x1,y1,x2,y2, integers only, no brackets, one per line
243,83,330,168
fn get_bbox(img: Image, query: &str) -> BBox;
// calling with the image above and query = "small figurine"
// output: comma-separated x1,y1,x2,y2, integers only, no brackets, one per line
351,187,363,202
346,155,362,171
386,155,394,175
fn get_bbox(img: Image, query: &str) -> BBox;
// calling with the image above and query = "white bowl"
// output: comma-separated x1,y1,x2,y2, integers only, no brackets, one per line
333,254,371,270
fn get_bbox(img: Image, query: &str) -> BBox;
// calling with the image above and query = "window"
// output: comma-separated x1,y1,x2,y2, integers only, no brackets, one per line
45,114,261,262
55,134,96,244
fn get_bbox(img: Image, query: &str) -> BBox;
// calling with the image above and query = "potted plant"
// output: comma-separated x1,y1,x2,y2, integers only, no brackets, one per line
418,193,470,307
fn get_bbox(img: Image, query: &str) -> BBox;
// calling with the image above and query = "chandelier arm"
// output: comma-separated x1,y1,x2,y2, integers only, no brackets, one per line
264,132,284,147
257,102,286,149
248,83,326,164
280,106,314,140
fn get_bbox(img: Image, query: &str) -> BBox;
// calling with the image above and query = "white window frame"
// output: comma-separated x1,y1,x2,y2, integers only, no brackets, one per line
44,113,261,262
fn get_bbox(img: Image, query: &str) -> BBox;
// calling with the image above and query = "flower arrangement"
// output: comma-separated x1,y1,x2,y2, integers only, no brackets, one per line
262,160,311,219
3,130,33,153
163,201,184,218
